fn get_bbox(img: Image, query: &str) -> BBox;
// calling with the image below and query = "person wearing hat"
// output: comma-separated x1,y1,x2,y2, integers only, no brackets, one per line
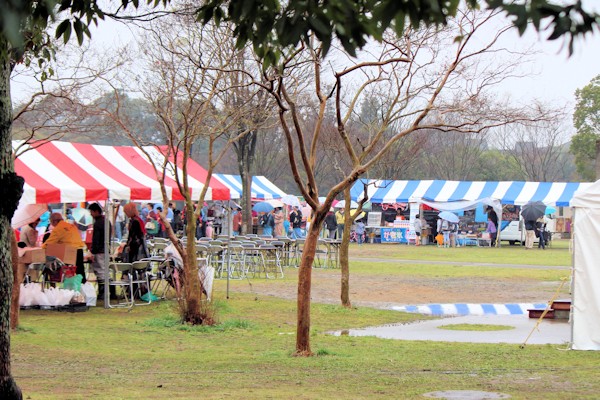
42,212,87,282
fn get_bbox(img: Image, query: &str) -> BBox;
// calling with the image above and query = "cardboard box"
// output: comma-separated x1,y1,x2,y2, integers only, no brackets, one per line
45,244,78,265
17,247,45,264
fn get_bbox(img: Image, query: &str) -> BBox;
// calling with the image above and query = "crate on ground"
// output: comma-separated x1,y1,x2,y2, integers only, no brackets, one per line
18,247,45,264
45,244,78,265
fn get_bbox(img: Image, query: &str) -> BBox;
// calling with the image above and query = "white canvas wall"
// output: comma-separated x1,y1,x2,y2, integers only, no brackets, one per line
571,181,600,350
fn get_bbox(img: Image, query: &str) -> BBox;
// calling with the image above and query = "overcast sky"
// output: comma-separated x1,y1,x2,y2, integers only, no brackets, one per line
10,5,600,123
495,27,599,107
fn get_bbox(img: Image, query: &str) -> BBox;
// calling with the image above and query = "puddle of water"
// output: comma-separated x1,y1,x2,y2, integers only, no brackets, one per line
423,390,511,399
329,315,570,344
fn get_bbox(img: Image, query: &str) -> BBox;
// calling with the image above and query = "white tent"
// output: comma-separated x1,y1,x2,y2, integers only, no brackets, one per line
570,180,600,350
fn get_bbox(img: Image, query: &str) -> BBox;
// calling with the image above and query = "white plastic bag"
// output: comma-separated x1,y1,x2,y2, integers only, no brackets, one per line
43,287,75,306
19,283,42,307
80,282,97,306
58,289,76,306
198,265,215,301
35,288,51,307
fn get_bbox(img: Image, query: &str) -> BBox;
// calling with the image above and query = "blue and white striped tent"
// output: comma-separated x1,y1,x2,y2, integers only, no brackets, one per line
214,174,286,200
350,179,592,206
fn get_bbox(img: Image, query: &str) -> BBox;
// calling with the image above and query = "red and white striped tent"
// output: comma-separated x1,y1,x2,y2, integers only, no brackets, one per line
13,140,230,204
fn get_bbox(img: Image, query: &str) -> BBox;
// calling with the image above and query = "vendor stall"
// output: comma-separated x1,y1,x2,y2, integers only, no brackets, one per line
350,179,592,245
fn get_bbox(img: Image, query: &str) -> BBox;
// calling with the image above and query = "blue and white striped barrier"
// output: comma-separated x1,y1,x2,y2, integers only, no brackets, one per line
391,303,547,316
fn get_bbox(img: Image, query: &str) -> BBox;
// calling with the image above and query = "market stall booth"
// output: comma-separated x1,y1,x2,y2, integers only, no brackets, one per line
14,140,231,203
350,179,591,244
13,139,231,308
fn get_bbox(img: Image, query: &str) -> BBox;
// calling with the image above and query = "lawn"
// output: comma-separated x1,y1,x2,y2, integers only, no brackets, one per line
348,238,571,266
12,239,595,399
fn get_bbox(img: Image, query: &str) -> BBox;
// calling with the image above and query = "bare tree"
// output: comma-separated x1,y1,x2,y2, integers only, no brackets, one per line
495,105,574,181
87,13,262,323
251,9,537,355
11,42,134,144
221,49,276,234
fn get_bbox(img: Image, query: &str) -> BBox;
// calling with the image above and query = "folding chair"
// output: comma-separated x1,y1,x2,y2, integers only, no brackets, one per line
226,243,247,279
152,258,182,299
108,262,134,308
241,242,265,278
208,245,227,278
313,240,329,268
131,260,153,304
263,241,284,278
150,242,167,257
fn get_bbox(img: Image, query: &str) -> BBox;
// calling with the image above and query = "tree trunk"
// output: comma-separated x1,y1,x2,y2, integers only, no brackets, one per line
295,220,321,356
340,188,351,308
0,37,23,399
10,234,22,329
235,130,257,235
182,206,203,324
241,169,252,234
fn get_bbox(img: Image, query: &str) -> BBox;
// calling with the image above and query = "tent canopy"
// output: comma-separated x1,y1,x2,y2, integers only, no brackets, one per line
351,179,591,207
571,180,600,350
213,174,286,200
14,140,230,204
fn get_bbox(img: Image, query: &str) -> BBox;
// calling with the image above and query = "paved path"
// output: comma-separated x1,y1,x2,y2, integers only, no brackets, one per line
352,257,570,270
350,257,570,316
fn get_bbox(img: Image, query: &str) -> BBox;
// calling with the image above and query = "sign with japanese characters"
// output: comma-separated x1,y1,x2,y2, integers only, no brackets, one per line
380,227,408,243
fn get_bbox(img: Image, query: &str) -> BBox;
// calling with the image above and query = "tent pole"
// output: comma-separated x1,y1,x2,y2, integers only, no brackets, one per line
103,199,112,308
570,209,576,348
226,201,231,299
497,206,502,248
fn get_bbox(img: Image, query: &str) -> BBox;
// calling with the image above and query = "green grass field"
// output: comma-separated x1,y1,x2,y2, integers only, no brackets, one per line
13,239,596,399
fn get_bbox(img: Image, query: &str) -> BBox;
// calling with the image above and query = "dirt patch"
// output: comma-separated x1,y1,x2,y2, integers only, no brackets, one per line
229,267,566,309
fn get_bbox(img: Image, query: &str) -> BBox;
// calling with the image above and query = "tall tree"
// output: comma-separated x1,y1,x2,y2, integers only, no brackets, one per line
250,10,535,355
90,13,261,323
224,51,275,235
0,2,171,397
571,74,600,180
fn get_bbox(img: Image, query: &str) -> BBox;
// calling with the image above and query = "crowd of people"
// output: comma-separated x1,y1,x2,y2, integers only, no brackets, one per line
15,198,554,304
